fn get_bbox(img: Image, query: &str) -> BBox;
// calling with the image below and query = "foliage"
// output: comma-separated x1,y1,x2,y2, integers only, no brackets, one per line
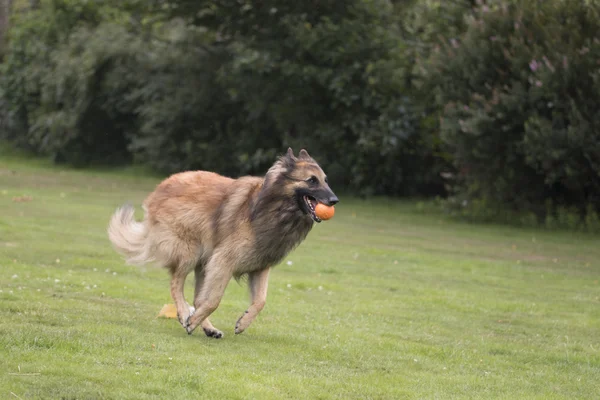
427,0,600,220
126,21,277,177
212,0,438,195
127,0,446,194
2,0,600,215
0,0,447,196
1,0,136,165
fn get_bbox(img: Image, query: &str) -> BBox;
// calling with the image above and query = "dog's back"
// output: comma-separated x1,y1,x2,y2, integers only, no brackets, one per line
108,170,262,270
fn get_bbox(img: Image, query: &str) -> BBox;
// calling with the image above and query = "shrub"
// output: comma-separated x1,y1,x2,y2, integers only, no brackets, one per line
126,22,276,176
211,0,446,195
428,0,600,221
1,0,136,165
1,0,449,197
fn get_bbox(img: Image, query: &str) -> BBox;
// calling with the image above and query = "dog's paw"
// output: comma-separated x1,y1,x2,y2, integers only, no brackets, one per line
177,315,187,328
234,314,246,335
184,314,195,334
180,306,196,328
235,310,253,335
203,327,223,339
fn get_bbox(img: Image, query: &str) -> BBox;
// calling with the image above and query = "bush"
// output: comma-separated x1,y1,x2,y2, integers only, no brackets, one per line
1,0,447,197
210,0,446,195
127,21,277,177
1,0,136,165
427,0,600,221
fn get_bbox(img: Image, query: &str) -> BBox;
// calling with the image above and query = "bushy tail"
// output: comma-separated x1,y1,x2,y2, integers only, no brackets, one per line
107,204,154,265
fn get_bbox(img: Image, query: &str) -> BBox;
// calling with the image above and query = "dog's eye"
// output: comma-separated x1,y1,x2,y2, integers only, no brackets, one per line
324,176,328,184
307,176,319,185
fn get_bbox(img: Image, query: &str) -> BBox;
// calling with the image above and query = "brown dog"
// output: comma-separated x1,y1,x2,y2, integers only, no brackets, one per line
108,148,338,338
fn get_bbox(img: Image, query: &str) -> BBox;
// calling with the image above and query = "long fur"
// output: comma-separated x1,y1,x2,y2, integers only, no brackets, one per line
107,148,337,337
107,204,153,265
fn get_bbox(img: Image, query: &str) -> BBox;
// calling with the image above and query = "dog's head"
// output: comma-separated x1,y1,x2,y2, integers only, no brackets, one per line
270,148,339,223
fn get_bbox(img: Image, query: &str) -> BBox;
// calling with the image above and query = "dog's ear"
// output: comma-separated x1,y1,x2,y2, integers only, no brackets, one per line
280,147,297,169
298,149,311,160
286,147,296,160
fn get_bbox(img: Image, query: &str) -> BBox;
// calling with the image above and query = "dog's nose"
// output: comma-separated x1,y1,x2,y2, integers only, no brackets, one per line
328,196,339,206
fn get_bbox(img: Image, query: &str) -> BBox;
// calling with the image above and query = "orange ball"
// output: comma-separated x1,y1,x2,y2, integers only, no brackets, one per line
315,203,335,220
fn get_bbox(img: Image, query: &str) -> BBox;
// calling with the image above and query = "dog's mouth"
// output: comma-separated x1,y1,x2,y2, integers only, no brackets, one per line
303,195,322,223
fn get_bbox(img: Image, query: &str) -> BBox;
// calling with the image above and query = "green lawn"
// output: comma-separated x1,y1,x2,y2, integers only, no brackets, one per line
1,151,599,399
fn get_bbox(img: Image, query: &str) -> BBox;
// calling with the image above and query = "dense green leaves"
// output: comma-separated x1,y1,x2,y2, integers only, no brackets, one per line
427,0,600,223
1,0,136,164
1,0,446,196
1,0,600,226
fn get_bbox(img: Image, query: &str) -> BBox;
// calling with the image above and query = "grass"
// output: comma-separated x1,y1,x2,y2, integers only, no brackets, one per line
1,150,599,399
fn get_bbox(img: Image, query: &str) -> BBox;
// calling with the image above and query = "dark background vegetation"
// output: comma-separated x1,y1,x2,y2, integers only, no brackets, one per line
0,0,599,231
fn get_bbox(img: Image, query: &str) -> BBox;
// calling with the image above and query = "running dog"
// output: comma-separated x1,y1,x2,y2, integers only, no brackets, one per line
108,148,338,338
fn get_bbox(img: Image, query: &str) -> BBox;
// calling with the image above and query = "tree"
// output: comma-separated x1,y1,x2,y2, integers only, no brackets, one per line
0,0,13,60
428,0,600,223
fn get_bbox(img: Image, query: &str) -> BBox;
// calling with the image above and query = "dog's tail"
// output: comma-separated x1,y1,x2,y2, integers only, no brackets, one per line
107,204,154,265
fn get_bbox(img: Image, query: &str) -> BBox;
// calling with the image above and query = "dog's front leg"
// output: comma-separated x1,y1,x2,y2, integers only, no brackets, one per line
193,266,222,338
235,267,270,334
185,253,232,337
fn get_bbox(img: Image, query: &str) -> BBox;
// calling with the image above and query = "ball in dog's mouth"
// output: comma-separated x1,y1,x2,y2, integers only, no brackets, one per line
303,195,322,223
314,203,335,220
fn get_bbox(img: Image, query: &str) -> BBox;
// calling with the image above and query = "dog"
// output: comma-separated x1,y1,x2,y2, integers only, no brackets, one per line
107,148,338,338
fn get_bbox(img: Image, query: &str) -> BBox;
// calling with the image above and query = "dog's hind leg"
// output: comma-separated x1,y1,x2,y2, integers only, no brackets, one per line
234,267,270,335
193,266,222,339
185,252,232,337
169,263,195,329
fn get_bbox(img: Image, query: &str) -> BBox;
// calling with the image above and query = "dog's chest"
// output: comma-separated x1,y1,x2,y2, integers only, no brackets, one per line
250,218,313,269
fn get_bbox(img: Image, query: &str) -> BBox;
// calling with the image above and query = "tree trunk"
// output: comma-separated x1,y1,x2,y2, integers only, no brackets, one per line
0,0,12,61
